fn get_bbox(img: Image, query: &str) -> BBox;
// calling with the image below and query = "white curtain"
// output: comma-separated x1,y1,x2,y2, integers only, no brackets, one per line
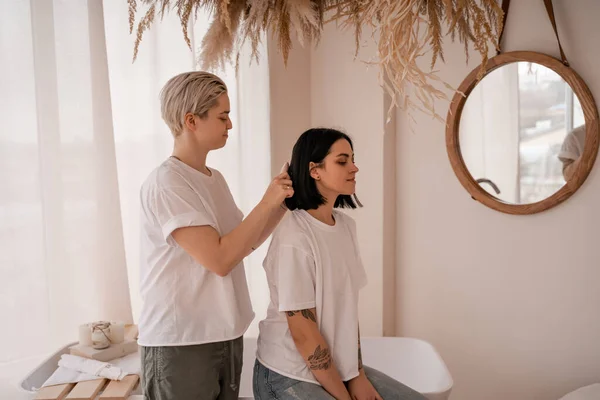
0,0,270,366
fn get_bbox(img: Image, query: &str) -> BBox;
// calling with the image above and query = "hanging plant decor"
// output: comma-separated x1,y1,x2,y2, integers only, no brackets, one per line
129,0,503,120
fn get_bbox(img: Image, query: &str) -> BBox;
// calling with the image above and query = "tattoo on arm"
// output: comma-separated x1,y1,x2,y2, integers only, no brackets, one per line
286,309,316,323
308,345,332,370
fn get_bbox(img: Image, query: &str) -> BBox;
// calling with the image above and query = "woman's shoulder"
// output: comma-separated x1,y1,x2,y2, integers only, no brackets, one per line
142,160,190,194
207,167,226,180
275,210,311,234
333,209,356,228
271,211,314,247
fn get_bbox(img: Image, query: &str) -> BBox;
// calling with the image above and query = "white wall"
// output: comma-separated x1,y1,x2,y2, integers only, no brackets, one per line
396,1,600,399
268,36,312,179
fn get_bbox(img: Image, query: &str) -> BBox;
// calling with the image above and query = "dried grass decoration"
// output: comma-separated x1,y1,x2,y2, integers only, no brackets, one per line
129,0,503,121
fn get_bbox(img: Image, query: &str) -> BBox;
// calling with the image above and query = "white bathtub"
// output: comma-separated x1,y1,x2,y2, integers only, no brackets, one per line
20,337,452,399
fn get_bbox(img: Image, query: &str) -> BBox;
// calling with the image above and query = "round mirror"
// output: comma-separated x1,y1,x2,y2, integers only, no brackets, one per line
446,51,599,214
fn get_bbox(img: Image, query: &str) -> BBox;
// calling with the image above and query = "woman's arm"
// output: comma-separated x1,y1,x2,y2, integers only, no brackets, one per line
172,172,293,277
286,309,352,400
252,205,287,250
252,162,291,249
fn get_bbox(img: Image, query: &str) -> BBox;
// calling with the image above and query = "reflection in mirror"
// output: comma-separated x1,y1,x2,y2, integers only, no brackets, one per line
459,62,585,205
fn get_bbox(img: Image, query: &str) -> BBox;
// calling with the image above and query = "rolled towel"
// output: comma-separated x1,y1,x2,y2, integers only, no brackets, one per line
40,352,140,389
58,354,127,381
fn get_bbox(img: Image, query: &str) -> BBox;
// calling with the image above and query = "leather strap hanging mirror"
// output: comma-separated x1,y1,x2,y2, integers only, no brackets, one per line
445,0,599,215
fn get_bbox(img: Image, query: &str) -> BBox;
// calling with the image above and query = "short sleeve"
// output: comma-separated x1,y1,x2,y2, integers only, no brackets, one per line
276,245,316,312
559,127,584,163
153,187,217,247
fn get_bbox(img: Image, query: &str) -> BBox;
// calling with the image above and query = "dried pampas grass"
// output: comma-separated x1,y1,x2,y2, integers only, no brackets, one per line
328,0,503,119
129,0,503,120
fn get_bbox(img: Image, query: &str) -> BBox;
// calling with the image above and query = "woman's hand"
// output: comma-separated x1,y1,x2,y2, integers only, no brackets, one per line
347,372,382,400
261,162,293,209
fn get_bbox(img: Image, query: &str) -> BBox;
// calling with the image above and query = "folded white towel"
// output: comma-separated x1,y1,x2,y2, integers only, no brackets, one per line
41,351,140,388
58,354,127,381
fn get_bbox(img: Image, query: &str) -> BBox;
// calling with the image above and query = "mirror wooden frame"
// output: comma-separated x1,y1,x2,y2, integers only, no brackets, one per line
446,51,599,215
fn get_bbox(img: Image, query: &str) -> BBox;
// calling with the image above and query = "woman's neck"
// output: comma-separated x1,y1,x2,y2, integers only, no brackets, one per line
172,136,210,175
307,201,336,226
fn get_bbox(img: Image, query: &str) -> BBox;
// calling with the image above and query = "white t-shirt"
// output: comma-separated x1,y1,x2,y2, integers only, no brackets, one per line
256,209,368,384
559,124,585,164
137,157,254,346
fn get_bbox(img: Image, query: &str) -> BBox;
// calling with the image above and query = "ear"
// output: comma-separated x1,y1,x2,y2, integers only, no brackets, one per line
309,162,320,180
183,113,196,131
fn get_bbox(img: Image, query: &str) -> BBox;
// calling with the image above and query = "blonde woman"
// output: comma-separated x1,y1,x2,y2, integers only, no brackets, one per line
138,71,293,399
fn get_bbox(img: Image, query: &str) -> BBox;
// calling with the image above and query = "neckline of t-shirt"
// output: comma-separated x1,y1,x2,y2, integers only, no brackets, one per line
298,209,342,232
168,156,215,182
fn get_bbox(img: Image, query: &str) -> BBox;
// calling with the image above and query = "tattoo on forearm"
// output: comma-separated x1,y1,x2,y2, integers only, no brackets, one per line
308,345,332,370
286,309,316,323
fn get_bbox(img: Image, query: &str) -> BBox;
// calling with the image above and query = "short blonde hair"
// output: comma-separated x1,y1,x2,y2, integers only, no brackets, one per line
159,71,228,136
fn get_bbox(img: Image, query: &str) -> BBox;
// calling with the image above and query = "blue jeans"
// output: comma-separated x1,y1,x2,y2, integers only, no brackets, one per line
253,359,427,400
